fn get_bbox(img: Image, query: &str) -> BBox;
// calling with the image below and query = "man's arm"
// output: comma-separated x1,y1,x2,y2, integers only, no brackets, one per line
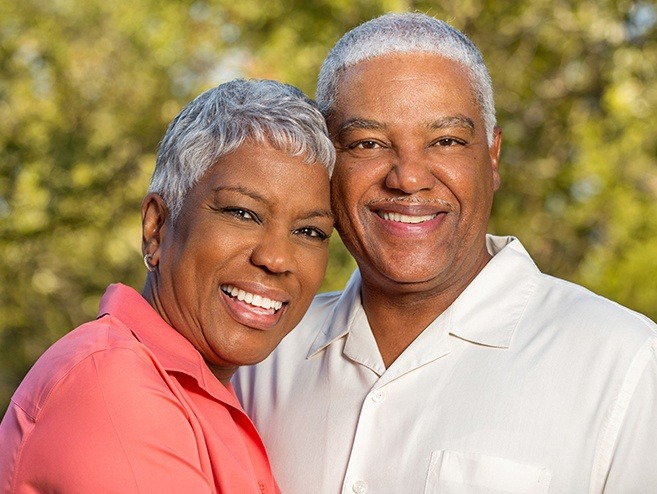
591,337,657,493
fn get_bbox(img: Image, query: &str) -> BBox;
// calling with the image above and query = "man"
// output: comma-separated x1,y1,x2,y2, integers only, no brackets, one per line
234,13,657,493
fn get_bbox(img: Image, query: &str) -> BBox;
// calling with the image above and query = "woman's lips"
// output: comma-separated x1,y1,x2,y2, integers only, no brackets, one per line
220,284,287,330
221,284,283,311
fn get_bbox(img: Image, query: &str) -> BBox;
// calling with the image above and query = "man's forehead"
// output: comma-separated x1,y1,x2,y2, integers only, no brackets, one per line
340,51,466,77
333,53,473,100
329,54,480,124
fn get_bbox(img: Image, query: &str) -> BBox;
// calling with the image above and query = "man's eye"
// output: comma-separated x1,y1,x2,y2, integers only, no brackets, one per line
350,140,382,150
435,137,466,147
295,227,329,241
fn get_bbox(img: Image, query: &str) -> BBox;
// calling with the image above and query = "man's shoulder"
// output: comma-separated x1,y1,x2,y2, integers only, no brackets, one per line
495,235,656,337
532,270,657,340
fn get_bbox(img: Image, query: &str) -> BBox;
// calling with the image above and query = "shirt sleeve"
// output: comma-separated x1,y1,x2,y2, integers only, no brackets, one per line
12,346,214,494
592,337,657,493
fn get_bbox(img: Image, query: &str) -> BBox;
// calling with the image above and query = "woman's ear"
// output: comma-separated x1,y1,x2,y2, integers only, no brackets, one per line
141,193,169,270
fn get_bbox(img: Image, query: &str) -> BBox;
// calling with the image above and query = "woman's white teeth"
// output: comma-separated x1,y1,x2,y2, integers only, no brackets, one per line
380,211,437,224
221,285,283,311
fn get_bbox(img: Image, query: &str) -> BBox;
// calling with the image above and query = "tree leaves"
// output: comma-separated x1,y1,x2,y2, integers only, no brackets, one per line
1,0,656,413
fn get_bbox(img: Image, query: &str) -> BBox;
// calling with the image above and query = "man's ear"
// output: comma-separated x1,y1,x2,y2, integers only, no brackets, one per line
490,126,503,191
141,193,169,269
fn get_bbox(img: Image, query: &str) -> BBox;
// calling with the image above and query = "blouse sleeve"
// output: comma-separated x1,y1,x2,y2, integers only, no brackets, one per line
9,346,214,494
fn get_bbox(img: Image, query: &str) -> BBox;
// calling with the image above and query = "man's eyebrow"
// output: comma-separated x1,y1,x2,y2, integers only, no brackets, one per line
334,118,387,140
428,114,475,134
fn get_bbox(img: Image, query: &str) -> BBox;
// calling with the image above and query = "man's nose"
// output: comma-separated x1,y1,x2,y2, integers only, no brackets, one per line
384,149,437,193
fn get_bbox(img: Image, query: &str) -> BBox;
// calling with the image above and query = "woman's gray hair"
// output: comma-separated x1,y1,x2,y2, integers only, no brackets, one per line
317,12,496,145
149,78,335,221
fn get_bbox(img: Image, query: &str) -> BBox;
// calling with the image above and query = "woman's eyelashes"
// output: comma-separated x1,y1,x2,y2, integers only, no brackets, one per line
215,204,331,242
221,207,260,223
294,226,330,241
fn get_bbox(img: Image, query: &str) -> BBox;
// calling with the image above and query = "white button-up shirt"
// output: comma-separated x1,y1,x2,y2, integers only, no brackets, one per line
234,236,657,493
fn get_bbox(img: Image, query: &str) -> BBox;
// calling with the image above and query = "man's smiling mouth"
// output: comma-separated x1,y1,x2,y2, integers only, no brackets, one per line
377,211,438,224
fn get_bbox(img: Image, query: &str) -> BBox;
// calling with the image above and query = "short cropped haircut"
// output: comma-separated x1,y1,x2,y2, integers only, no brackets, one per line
316,12,496,145
149,78,335,221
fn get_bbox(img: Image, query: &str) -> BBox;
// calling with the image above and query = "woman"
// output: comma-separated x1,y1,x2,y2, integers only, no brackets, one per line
0,79,335,493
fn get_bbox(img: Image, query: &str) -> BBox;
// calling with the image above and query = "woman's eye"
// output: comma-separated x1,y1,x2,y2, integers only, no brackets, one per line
224,208,258,222
295,227,329,241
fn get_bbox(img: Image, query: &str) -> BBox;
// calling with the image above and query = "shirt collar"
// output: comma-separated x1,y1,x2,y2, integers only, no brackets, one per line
97,284,240,406
308,270,363,357
308,235,540,356
445,235,539,348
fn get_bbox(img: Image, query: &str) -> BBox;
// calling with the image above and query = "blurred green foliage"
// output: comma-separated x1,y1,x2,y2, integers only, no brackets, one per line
1,0,656,413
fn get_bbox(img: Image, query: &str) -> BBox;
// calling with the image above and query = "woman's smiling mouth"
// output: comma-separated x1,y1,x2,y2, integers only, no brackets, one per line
221,284,284,312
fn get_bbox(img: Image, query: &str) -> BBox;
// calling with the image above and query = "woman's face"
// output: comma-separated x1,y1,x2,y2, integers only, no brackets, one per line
143,139,333,383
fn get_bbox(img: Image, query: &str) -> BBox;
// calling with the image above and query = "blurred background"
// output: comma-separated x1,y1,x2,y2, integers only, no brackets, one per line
1,0,656,414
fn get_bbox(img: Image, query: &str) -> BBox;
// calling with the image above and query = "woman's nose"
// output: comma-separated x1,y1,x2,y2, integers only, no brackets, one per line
250,233,295,274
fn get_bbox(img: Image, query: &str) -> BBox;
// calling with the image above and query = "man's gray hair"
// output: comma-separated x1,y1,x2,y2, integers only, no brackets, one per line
149,78,335,221
316,12,496,145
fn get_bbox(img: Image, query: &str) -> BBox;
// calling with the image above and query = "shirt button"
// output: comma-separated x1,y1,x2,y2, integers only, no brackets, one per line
371,390,385,403
352,480,368,493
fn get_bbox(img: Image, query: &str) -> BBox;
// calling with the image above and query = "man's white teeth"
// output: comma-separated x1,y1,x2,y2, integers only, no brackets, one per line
221,285,283,311
379,211,437,224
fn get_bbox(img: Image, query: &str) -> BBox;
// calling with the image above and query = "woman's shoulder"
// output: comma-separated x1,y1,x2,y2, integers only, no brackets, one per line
11,315,153,421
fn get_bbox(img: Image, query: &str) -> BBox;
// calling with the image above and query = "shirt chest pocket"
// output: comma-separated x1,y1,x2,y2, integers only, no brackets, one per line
424,450,552,494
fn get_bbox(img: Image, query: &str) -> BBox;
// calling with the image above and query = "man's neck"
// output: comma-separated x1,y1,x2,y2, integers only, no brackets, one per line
359,251,493,368
361,286,454,368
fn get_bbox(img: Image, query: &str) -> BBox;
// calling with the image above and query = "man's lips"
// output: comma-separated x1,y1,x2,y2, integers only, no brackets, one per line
369,200,451,225
377,210,439,224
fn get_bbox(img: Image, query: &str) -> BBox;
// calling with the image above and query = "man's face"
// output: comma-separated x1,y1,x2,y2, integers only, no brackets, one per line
328,52,502,297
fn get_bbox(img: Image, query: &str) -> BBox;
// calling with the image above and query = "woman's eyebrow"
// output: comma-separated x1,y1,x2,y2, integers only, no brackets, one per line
303,209,335,222
214,186,334,221
212,185,265,203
